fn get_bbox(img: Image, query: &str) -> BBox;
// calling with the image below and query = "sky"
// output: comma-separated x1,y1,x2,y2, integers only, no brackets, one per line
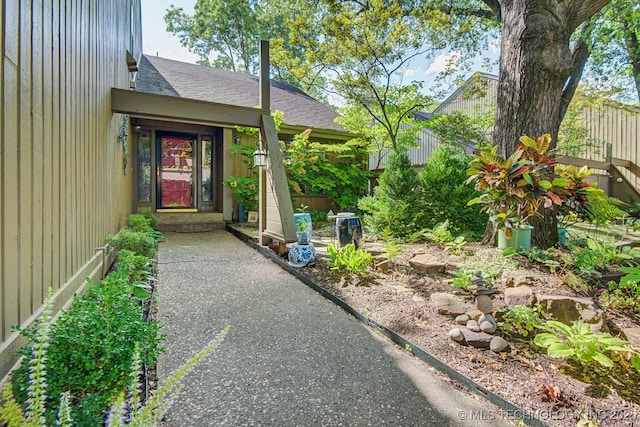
140,0,499,104
141,0,200,63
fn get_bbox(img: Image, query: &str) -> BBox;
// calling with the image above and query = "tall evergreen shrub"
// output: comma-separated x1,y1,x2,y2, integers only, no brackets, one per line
358,150,421,239
418,147,487,239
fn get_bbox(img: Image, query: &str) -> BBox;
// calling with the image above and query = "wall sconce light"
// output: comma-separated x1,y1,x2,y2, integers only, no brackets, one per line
616,177,624,183
253,141,267,168
233,135,241,145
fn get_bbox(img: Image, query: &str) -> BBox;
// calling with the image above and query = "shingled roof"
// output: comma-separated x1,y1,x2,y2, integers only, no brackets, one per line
136,55,345,133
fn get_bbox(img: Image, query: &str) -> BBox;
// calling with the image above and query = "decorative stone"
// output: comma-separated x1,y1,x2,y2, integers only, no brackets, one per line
537,295,603,327
466,320,480,332
409,255,447,274
375,259,392,272
623,328,640,350
504,286,536,307
455,314,470,325
502,269,564,288
490,336,510,352
430,293,471,316
288,243,316,267
460,330,493,348
478,313,497,328
480,321,496,334
448,328,464,342
465,308,483,321
476,294,493,314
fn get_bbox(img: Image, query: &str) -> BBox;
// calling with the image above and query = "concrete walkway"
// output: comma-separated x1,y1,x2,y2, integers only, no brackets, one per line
156,231,513,427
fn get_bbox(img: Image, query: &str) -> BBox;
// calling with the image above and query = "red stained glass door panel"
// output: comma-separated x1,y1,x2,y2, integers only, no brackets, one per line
158,135,194,208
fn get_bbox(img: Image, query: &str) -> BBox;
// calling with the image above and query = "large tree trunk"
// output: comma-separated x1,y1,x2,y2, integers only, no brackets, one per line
493,4,575,157
485,0,611,248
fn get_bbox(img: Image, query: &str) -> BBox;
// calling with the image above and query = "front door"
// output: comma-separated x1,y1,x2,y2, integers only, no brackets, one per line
157,132,196,209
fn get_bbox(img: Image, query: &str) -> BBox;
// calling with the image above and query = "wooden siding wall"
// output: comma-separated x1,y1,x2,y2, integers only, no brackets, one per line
576,105,640,193
1,0,140,380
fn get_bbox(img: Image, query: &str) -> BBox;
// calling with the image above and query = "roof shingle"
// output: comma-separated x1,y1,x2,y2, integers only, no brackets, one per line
136,55,345,132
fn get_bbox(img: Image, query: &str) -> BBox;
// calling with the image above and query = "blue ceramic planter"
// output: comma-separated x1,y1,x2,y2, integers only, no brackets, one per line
288,243,316,267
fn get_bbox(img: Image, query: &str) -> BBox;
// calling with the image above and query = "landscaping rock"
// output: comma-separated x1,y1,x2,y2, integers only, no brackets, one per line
455,314,470,325
430,292,471,316
490,336,510,352
448,328,464,342
409,255,447,274
480,321,496,334
460,330,493,348
623,328,640,349
466,320,481,332
478,313,497,328
537,294,604,327
375,259,392,272
501,269,563,289
476,294,493,314
504,286,536,307
502,270,536,288
465,308,483,321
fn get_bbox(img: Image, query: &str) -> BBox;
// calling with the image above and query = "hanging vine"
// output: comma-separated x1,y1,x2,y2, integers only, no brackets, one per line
118,114,129,175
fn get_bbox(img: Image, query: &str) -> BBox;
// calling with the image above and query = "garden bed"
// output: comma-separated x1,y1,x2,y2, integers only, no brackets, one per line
284,232,640,427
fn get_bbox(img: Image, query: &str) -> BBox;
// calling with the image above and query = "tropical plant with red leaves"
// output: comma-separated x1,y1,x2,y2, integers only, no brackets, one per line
467,134,567,238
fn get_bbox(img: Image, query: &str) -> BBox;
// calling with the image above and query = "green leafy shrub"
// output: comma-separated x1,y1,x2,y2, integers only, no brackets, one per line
2,294,227,427
447,270,474,292
534,321,640,371
117,249,155,299
497,305,544,338
359,150,421,240
11,270,165,426
127,213,154,233
284,129,370,210
142,208,158,228
327,243,372,274
411,220,453,244
107,229,157,258
309,209,328,223
601,266,640,315
418,147,487,239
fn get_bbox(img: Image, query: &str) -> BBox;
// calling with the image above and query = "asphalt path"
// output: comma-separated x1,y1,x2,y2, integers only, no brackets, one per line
156,231,513,426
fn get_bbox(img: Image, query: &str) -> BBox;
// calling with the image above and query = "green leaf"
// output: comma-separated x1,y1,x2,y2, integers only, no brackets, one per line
502,247,517,256
591,352,614,368
467,196,483,206
534,333,561,348
597,335,629,347
545,320,572,336
631,355,640,372
552,177,571,187
546,342,574,358
538,180,552,190
523,173,533,185
133,287,150,299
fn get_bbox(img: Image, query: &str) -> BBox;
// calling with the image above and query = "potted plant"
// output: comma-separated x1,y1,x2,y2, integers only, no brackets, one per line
222,176,258,221
294,205,312,245
467,134,566,250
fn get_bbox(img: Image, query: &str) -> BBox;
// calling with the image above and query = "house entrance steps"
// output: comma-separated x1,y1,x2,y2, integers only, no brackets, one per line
155,212,225,233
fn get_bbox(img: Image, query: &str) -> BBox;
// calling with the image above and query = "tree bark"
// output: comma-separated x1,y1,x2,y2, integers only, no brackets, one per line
559,25,594,122
487,0,610,247
622,21,640,102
